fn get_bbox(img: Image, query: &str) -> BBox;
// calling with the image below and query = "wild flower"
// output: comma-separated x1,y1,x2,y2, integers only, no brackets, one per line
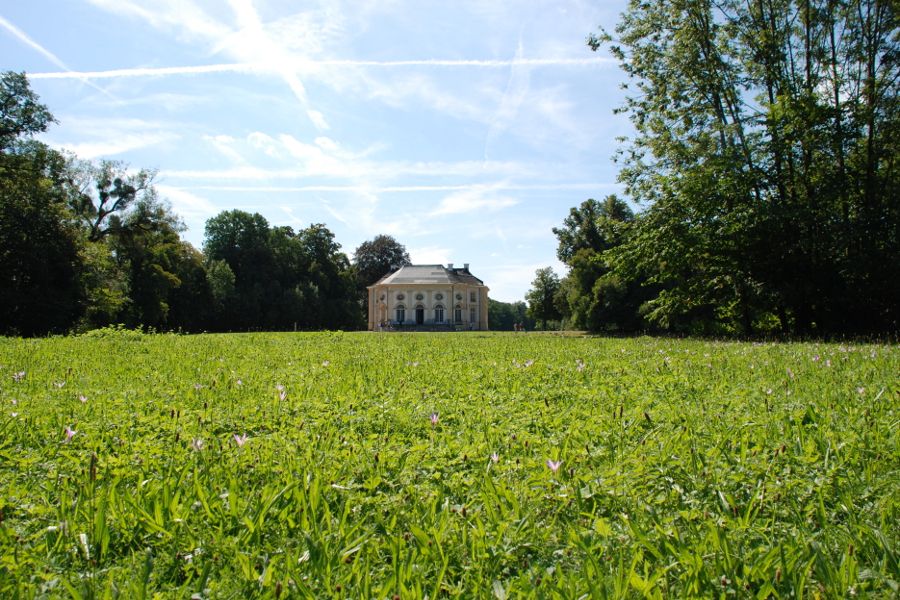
279,390,287,401
857,387,865,395
191,438,204,451
576,359,586,372
430,413,439,426
193,383,203,390
78,395,87,403
11,412,18,418
13,371,25,382
235,379,243,386
322,360,330,367
64,426,76,443
276,384,284,392
546,459,562,473
524,359,534,368
54,381,66,388
491,453,499,463
233,433,249,447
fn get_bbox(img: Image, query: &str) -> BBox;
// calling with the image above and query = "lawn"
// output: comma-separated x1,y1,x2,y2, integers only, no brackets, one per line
0,330,897,598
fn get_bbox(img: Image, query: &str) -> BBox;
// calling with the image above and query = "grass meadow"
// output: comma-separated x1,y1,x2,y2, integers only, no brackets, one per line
0,330,897,598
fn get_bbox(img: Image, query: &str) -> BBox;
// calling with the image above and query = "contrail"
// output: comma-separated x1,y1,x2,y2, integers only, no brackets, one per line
27,57,615,80
0,14,114,97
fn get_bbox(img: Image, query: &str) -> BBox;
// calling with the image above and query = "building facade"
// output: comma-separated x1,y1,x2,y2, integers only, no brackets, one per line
367,264,489,331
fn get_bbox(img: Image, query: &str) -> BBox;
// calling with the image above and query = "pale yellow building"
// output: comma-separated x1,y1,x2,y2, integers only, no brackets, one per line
367,264,489,331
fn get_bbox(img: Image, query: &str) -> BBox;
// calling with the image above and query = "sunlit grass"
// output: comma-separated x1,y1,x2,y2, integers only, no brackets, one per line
1,331,897,597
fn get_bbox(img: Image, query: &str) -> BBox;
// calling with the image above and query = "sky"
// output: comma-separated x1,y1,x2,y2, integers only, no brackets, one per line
1,0,633,302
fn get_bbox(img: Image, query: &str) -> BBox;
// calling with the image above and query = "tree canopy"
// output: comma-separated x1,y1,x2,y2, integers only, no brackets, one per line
568,0,899,336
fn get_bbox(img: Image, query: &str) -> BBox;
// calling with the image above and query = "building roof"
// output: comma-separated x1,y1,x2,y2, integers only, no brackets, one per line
371,264,485,287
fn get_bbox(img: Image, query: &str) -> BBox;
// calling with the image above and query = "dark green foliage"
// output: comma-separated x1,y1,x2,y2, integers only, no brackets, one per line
552,197,648,332
581,0,899,336
203,211,363,331
0,71,55,150
353,234,411,287
0,144,82,335
525,267,563,330
488,298,532,331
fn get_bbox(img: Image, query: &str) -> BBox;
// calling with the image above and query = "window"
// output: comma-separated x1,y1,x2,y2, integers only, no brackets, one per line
395,305,405,323
454,306,462,323
470,307,476,323
434,305,444,323
470,291,476,303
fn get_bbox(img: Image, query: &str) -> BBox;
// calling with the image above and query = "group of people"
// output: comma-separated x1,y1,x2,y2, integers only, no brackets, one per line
513,322,526,332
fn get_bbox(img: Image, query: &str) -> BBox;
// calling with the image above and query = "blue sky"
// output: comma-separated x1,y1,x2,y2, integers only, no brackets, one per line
1,0,631,302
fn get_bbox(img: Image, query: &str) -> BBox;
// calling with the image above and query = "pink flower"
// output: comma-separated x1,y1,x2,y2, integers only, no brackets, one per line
546,459,562,473
279,390,287,401
524,359,534,368
64,426,76,443
235,379,243,387
78,395,87,403
491,453,499,464
233,433,249,447
430,413,439,426
275,384,284,392
54,381,66,389
576,359,586,372
191,438,204,451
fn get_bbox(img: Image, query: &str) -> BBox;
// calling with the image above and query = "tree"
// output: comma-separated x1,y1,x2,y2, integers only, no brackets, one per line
525,267,563,330
552,196,645,332
0,72,55,151
591,0,899,335
68,160,157,242
0,143,82,335
352,234,411,319
489,298,533,331
0,73,82,335
353,234,411,287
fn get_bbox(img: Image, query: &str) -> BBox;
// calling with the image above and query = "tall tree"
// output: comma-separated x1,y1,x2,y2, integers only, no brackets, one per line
0,72,55,150
592,0,899,335
553,196,645,331
525,267,563,330
353,234,411,287
352,234,411,320
0,73,81,335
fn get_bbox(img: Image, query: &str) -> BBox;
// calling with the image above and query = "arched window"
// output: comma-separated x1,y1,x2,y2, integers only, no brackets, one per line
434,304,444,323
454,305,462,323
395,304,405,323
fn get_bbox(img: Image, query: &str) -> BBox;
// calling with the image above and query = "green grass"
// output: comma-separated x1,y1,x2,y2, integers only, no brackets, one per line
0,330,897,598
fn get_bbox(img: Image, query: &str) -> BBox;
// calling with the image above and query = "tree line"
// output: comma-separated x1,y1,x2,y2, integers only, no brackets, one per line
527,0,897,337
0,72,416,336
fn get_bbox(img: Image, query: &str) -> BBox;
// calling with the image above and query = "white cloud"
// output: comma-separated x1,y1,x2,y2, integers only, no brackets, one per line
203,134,246,164
155,185,220,242
430,187,518,216
408,245,452,265
48,116,181,158
479,260,568,303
